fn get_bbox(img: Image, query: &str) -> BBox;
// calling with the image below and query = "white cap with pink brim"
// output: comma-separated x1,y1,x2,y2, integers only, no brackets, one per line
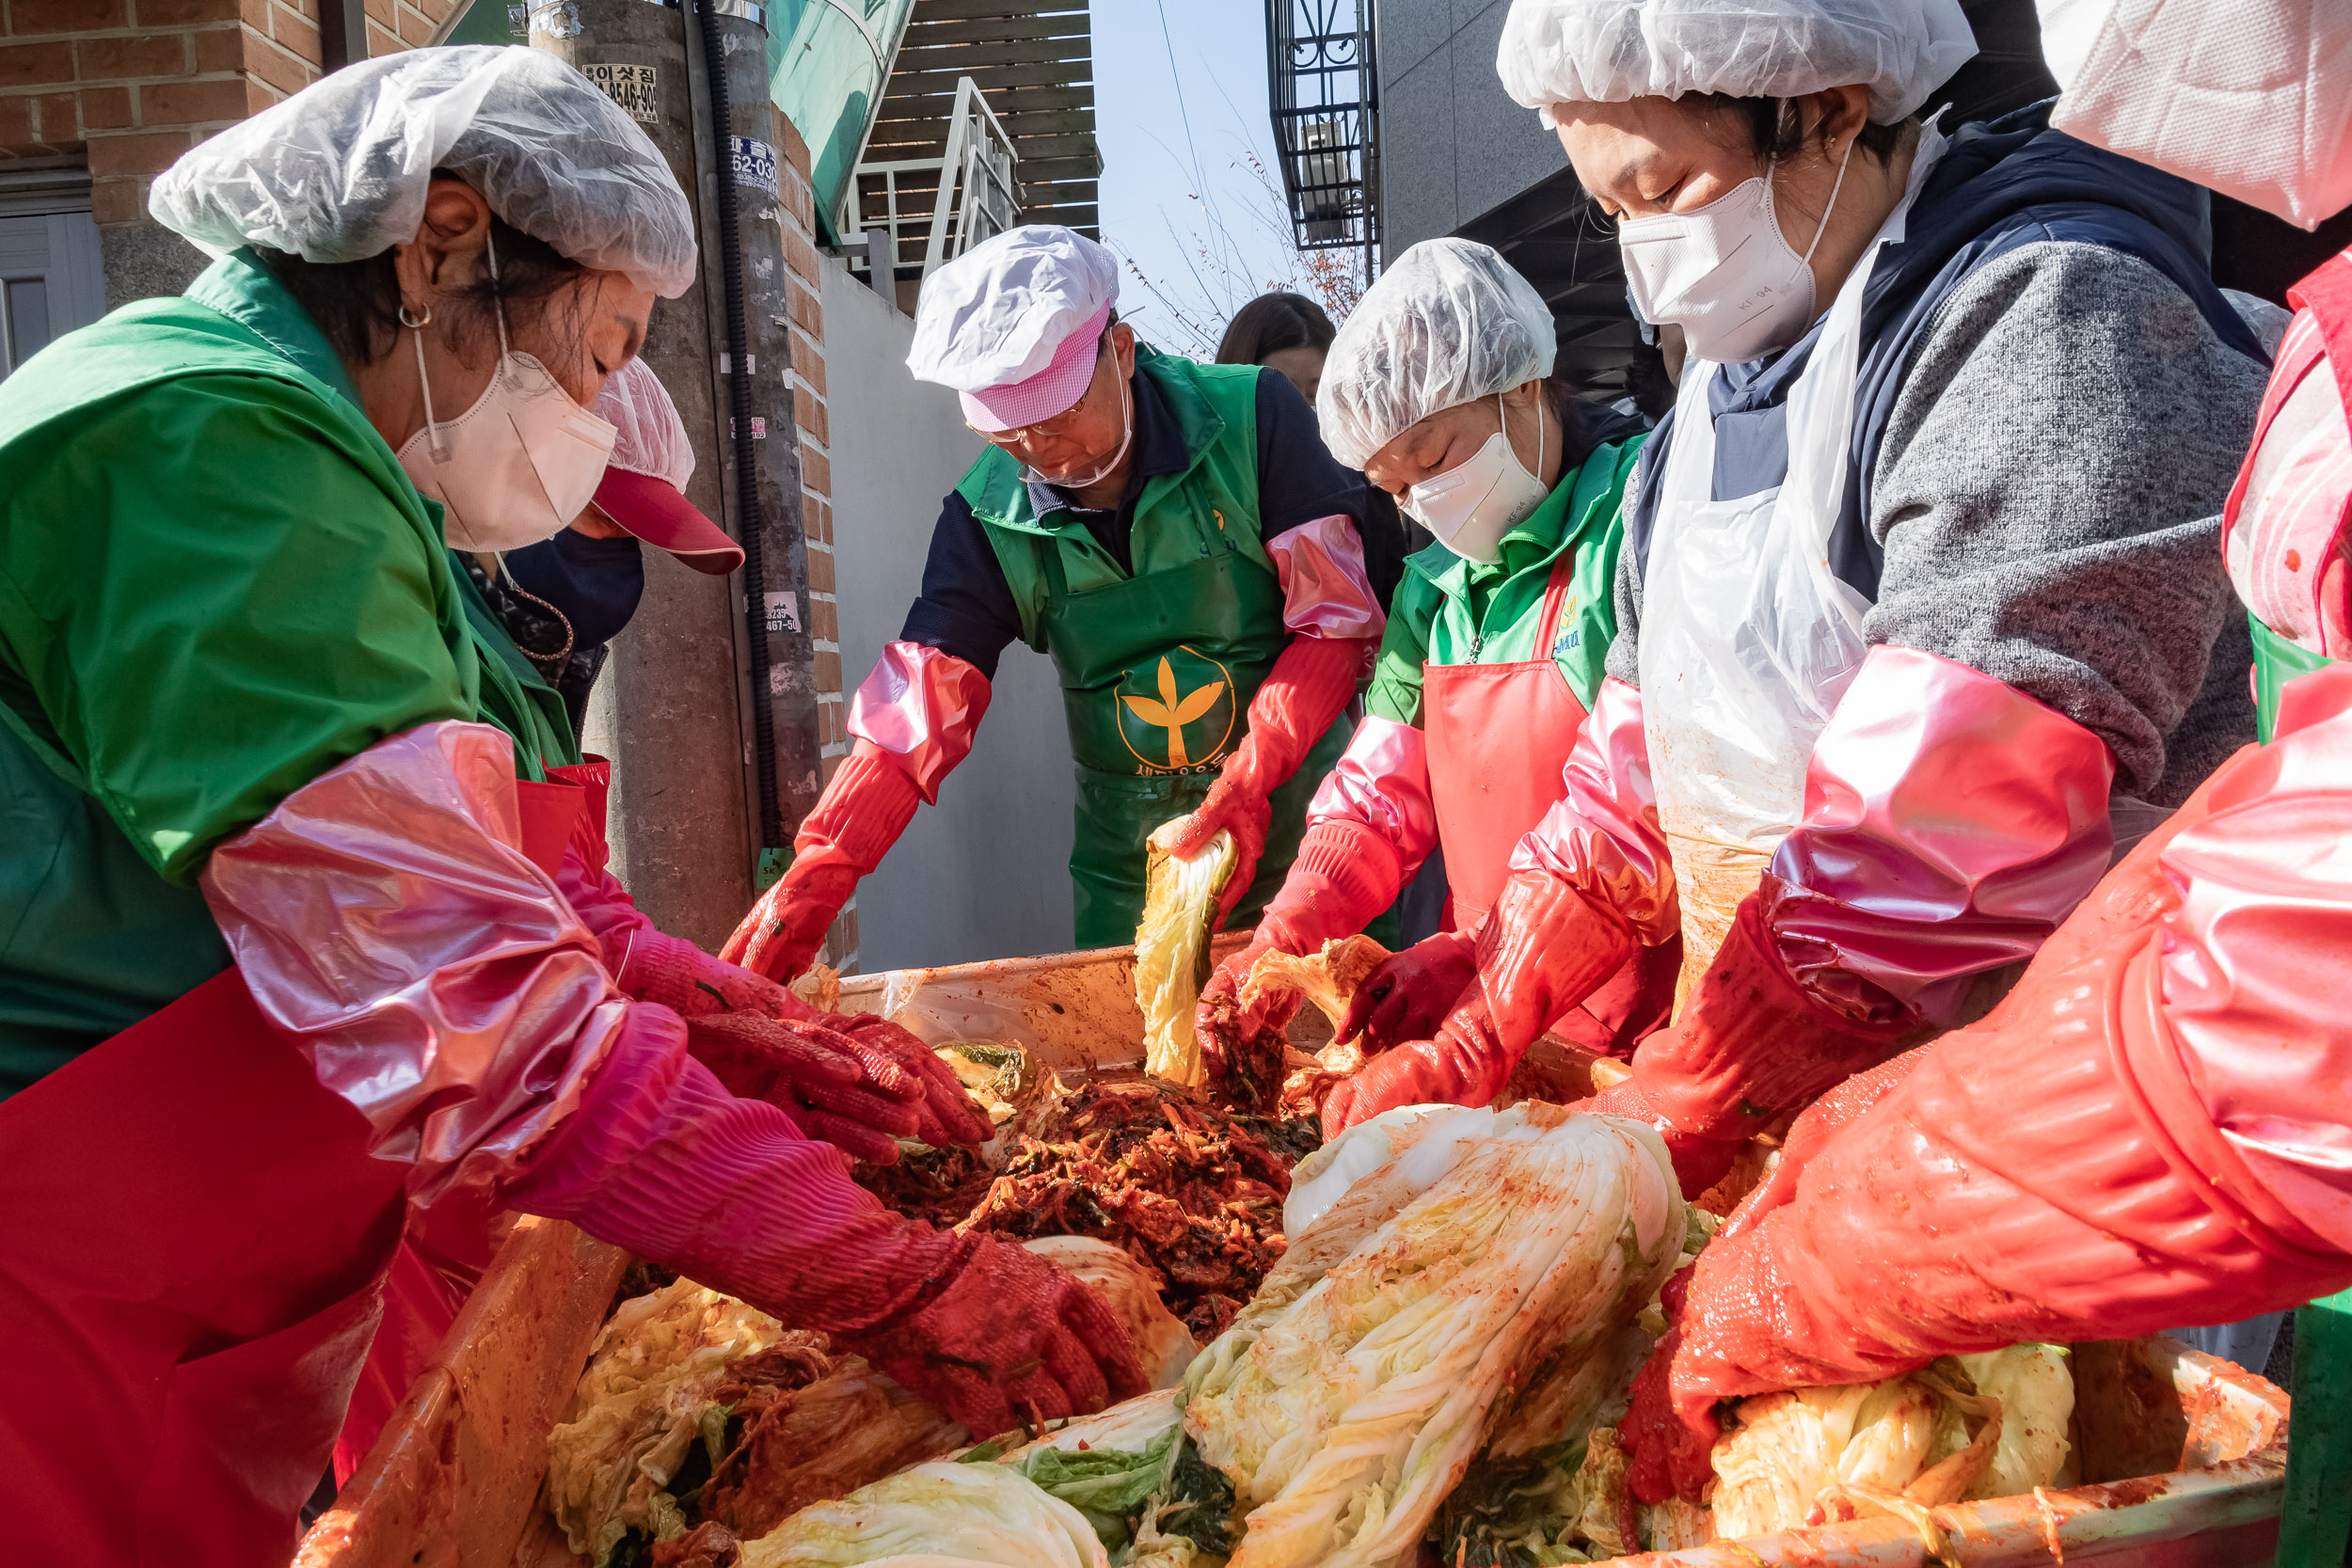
905,223,1120,432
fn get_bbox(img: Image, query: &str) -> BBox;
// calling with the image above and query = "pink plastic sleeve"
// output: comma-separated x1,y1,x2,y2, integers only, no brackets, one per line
2158,662,2352,1251
199,721,629,1202
846,641,993,803
1507,676,1678,942
1767,643,2117,1026
2223,309,2352,657
1305,713,1439,883
1268,513,1387,641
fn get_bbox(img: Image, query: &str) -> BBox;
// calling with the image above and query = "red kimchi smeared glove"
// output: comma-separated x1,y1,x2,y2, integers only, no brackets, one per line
832,1012,996,1149
685,1013,925,1164
866,1231,1151,1442
1617,1059,1923,1506
501,1016,1142,1439
1195,816,1398,1072
621,933,802,1019
1162,634,1369,924
723,742,923,982
1339,928,1478,1053
1322,869,1634,1136
1583,889,1909,1198
1624,932,2352,1502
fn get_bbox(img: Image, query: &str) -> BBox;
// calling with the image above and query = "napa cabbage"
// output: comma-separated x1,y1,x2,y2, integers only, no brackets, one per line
737,1461,1106,1568
1182,1111,1684,1568
1135,825,1237,1087
544,1280,787,1564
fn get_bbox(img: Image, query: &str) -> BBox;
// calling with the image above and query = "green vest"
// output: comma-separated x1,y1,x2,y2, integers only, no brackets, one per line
1366,436,1643,728
956,349,1348,945
0,252,574,1094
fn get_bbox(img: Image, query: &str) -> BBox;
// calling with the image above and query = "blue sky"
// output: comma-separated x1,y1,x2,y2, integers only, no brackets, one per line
1089,0,1350,356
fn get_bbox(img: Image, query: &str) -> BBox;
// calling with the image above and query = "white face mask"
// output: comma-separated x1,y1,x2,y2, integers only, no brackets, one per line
397,237,618,553
1616,132,1854,364
1027,372,1133,493
1404,392,1549,564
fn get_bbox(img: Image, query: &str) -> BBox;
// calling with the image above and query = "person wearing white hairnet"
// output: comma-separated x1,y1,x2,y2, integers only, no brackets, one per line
1600,8,2352,1528
723,224,1387,974
1326,1,2284,1163
1190,238,1675,1087
0,53,1128,1560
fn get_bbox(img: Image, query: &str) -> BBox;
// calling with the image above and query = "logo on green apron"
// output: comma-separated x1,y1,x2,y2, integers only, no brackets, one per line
1117,646,1236,772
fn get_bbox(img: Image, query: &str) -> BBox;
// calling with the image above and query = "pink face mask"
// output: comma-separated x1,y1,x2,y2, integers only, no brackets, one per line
396,233,617,553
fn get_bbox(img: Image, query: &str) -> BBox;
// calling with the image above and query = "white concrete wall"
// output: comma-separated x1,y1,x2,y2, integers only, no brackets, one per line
819,256,1079,971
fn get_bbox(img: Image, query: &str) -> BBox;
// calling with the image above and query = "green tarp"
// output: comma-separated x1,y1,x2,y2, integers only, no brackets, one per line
769,0,914,244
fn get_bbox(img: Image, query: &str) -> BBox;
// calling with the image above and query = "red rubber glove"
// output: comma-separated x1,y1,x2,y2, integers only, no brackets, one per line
501,1016,1144,1440
1338,928,1478,1053
1194,817,1398,1074
1322,868,1635,1136
1581,888,1909,1198
866,1231,1151,1442
1626,932,2352,1501
685,1013,927,1164
619,928,807,1021
723,744,923,982
832,1012,998,1149
546,757,812,1022
1320,994,1509,1140
1161,634,1370,925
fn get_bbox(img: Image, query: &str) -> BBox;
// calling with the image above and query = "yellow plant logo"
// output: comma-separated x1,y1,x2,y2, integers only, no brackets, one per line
1117,647,1236,771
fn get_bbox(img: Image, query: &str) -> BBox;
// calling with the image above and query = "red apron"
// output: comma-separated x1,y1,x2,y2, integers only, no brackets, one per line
333,768,603,1483
1423,560,1679,1056
0,777,586,1563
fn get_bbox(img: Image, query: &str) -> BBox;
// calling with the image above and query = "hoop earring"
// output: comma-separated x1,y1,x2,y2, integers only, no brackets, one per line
398,304,433,329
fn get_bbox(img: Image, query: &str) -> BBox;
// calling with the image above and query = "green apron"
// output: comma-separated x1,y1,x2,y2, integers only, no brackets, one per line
2244,610,2352,1568
963,348,1348,946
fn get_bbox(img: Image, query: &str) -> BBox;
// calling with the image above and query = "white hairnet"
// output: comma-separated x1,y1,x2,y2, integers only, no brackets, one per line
1315,238,1557,470
2039,0,2352,231
150,47,696,297
1498,0,1979,125
596,358,693,488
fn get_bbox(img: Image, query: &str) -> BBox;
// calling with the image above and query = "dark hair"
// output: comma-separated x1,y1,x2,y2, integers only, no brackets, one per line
254,205,587,366
1537,375,1600,473
1216,291,1337,367
1683,93,1908,166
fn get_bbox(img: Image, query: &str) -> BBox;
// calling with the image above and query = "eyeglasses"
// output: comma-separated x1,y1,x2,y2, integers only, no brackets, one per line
963,341,1110,447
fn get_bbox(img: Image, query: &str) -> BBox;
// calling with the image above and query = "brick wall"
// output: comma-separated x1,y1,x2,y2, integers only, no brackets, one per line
772,110,859,968
0,0,454,303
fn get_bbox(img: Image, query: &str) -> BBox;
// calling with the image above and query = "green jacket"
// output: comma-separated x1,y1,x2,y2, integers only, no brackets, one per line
0,251,575,1096
1364,436,1645,727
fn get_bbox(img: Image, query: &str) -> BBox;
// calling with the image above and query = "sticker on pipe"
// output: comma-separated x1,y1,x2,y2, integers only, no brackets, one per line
730,137,781,198
582,62,658,123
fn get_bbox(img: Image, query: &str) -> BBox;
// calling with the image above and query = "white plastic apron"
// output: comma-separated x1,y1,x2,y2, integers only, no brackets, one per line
1639,128,1948,1014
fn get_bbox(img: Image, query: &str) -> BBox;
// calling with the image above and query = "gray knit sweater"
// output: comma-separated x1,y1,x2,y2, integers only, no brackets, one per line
1607,241,2275,805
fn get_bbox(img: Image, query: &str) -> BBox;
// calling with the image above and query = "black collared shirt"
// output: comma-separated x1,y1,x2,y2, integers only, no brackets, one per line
901,364,1387,679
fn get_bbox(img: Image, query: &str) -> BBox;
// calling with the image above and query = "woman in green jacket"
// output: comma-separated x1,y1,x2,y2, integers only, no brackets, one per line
0,52,1122,1564
1199,239,1677,1067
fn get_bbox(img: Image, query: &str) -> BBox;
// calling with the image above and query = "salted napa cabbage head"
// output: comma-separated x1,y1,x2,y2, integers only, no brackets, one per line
1955,1345,2075,1498
1184,1112,1682,1568
1135,824,1236,1087
1708,1345,2075,1540
737,1461,1108,1568
1708,1378,1938,1540
545,1279,787,1564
